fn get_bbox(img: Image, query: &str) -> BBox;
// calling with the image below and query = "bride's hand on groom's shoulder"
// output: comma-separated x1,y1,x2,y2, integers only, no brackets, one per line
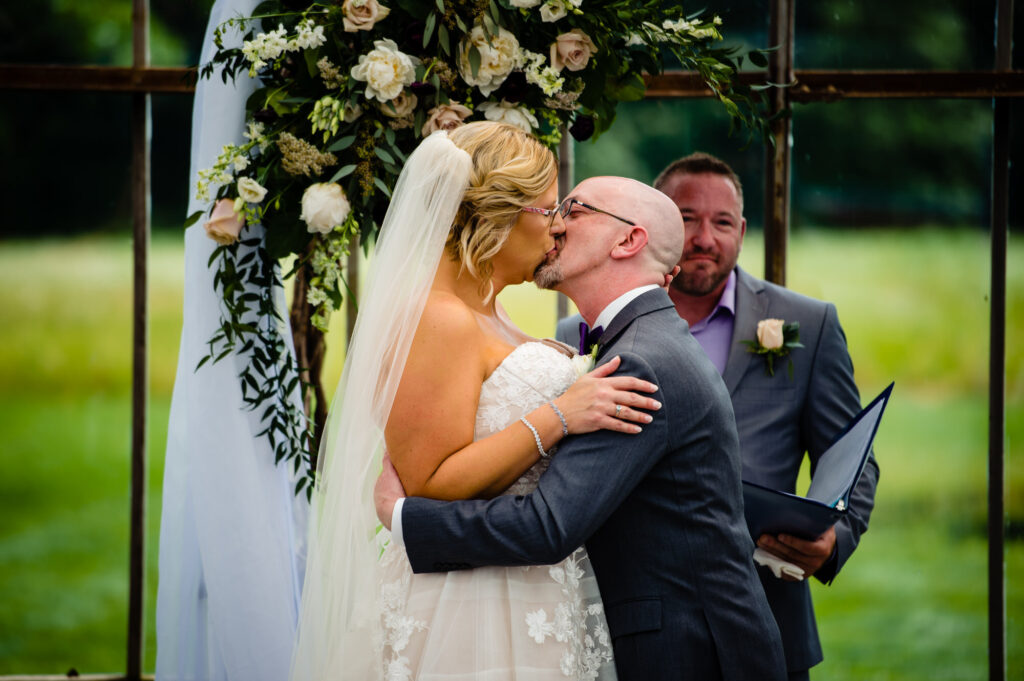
555,356,663,436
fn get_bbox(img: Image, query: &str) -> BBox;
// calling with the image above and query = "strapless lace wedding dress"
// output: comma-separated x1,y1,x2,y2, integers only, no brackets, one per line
377,342,616,680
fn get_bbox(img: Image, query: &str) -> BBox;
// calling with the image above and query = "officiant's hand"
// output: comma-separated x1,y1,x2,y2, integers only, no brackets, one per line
374,452,406,530
757,526,837,581
662,265,681,291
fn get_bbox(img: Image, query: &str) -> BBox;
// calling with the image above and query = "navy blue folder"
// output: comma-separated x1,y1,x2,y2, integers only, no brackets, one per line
742,383,894,541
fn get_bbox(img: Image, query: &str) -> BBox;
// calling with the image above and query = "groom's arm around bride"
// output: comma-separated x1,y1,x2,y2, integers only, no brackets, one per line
377,177,787,681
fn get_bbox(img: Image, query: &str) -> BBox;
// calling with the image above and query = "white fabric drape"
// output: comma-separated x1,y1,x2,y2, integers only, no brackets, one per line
156,2,308,679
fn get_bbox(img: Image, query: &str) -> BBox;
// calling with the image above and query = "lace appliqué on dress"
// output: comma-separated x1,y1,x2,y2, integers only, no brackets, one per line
379,535,428,681
524,548,614,679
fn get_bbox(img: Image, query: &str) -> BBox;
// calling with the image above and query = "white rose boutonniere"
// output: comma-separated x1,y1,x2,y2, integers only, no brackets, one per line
741,318,803,378
571,343,600,379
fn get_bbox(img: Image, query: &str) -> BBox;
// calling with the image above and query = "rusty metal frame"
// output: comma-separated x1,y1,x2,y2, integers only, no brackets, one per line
0,0,1016,678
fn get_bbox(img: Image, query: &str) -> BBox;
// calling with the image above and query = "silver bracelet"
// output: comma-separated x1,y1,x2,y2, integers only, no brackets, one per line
519,416,549,458
547,400,568,436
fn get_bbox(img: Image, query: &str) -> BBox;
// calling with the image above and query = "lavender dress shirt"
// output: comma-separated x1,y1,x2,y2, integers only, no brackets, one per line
689,269,737,375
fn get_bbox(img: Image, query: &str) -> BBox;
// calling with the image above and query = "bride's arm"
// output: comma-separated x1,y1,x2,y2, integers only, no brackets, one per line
386,298,659,501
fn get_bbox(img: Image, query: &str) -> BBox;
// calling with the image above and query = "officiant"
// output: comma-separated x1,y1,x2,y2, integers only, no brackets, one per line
558,153,879,681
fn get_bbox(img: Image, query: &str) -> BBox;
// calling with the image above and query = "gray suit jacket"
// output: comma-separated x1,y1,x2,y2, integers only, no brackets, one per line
404,288,787,681
557,267,879,673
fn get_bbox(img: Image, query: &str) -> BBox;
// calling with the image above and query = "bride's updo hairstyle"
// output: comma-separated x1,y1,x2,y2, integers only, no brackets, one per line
445,121,557,286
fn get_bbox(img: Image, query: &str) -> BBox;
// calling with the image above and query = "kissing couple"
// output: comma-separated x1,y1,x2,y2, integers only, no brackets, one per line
289,121,787,680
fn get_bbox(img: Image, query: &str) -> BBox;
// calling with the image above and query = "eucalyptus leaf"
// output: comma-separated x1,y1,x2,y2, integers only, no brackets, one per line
327,135,356,151
328,164,358,183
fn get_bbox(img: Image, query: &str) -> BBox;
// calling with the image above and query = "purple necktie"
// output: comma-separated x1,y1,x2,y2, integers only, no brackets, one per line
578,322,604,355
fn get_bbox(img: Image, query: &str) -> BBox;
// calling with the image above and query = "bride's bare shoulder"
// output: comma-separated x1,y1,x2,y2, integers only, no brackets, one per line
415,290,483,349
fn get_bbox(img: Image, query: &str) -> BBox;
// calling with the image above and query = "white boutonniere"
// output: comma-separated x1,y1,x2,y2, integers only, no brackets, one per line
571,343,599,379
741,318,803,378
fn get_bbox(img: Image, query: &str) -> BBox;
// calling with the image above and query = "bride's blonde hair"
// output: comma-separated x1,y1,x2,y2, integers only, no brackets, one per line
445,121,557,288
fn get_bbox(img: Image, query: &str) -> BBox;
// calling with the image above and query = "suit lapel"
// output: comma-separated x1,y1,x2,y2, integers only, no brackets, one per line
594,288,673,359
722,267,767,395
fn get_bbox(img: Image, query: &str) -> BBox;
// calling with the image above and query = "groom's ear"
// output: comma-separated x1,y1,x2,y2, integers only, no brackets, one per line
609,225,649,260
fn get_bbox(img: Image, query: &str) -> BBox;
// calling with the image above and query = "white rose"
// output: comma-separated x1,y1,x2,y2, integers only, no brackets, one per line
510,0,542,6
458,26,519,96
571,353,595,379
550,29,596,72
756,318,786,350
379,90,418,117
421,103,473,136
342,0,391,32
477,100,538,132
204,198,244,245
301,183,351,234
237,177,268,203
351,39,416,102
539,0,567,22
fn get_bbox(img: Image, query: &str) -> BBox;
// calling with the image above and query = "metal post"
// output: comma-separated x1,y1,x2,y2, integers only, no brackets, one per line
989,2,1013,679
556,133,573,323
128,0,150,678
763,0,794,286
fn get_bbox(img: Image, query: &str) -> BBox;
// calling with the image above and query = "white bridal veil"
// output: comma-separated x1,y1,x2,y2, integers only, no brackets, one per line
289,133,472,680
155,1,308,679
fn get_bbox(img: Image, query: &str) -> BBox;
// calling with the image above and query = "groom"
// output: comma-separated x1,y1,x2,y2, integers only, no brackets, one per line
375,176,787,680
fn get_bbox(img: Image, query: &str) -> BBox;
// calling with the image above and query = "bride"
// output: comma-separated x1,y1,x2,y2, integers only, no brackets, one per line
290,122,661,680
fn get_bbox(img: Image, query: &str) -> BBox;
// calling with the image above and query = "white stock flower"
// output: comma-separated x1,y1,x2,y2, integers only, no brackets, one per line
458,25,519,96
756,318,786,350
351,39,416,102
294,18,326,49
477,100,538,132
342,0,391,32
550,29,597,72
232,155,249,172
301,183,351,234
237,177,268,203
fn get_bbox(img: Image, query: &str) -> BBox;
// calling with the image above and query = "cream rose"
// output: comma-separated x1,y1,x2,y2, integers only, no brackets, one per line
477,100,538,132
342,0,390,32
458,26,519,96
756,318,786,350
204,198,245,245
421,103,473,136
550,29,596,72
379,90,418,118
237,177,268,203
301,183,351,234
351,39,416,102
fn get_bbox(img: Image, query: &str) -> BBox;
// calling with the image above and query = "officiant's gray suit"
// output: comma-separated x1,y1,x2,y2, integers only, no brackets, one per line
403,288,787,681
558,266,879,675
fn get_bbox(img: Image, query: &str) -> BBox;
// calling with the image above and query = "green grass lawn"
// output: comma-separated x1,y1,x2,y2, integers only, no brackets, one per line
0,228,1021,678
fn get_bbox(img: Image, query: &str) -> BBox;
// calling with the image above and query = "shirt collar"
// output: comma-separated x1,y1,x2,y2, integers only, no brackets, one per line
594,284,660,330
690,269,737,331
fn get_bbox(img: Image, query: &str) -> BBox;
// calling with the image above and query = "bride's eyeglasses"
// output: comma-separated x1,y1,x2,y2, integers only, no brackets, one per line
522,198,636,229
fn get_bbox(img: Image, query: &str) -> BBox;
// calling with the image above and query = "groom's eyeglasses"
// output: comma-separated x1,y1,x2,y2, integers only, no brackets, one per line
521,198,637,229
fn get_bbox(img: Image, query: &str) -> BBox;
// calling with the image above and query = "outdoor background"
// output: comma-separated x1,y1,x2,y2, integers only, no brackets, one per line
0,1,1021,679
